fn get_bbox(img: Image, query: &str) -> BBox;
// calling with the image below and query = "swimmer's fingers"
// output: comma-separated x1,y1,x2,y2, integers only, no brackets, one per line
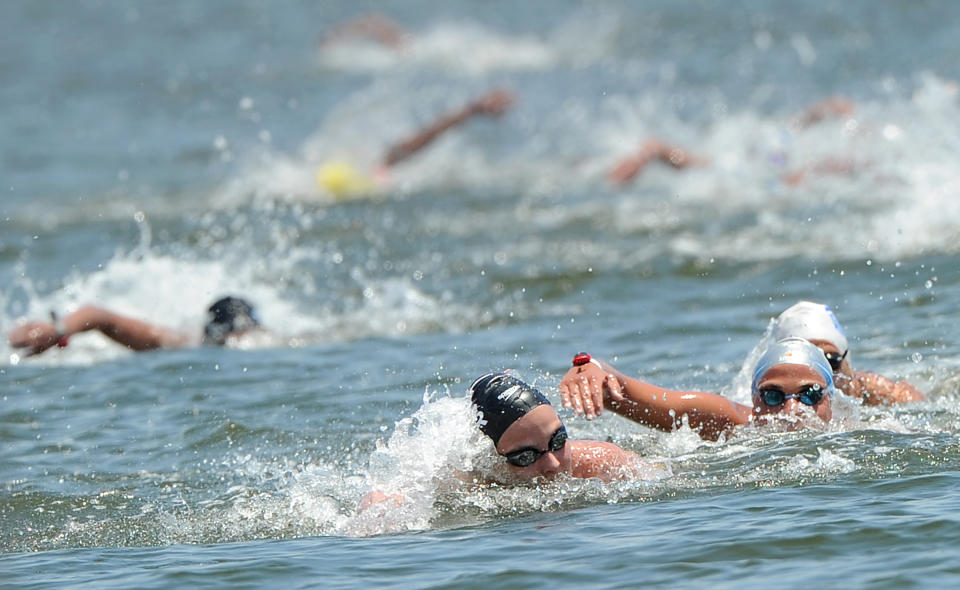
8,322,57,355
588,373,605,417
579,374,598,419
559,367,582,410
567,378,586,416
604,373,625,402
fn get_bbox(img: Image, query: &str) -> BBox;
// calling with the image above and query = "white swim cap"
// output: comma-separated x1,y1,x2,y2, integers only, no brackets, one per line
774,301,848,354
752,337,835,396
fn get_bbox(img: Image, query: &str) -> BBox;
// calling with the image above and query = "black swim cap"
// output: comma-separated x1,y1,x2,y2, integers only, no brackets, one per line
203,296,259,346
469,372,551,445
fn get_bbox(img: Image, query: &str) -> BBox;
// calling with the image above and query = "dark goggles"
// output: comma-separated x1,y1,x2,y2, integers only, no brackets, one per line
503,426,568,468
757,384,827,407
823,350,848,371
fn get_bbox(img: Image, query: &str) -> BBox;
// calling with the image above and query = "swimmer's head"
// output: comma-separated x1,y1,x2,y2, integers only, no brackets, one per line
203,296,260,346
469,371,551,445
752,337,835,395
775,301,848,356
751,337,836,424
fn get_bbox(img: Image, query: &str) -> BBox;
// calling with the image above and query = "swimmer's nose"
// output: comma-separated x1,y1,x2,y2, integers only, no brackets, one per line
781,398,802,414
539,451,562,476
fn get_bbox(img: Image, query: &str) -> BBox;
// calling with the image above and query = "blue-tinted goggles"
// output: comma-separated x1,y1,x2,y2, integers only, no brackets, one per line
757,384,826,407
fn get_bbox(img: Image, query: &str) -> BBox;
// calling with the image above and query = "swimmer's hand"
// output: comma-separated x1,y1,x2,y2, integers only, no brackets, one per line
358,490,406,512
471,88,514,117
8,321,60,356
559,358,625,420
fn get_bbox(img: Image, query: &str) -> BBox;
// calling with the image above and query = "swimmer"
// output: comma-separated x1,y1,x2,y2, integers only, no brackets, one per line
316,88,514,198
318,13,411,50
381,88,513,167
608,97,857,187
8,296,262,356
359,371,654,510
469,371,646,483
774,301,925,405
791,96,856,130
779,157,862,186
559,338,837,441
607,137,708,186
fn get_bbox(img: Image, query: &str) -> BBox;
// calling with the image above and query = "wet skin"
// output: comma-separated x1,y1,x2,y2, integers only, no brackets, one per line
752,362,832,424
496,405,572,480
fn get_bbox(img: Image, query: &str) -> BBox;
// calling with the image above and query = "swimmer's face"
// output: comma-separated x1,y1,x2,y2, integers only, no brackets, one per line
496,405,571,480
808,338,853,380
752,363,832,424
221,327,269,349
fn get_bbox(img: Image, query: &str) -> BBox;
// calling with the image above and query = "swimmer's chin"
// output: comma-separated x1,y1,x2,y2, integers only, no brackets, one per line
486,467,570,486
753,412,826,432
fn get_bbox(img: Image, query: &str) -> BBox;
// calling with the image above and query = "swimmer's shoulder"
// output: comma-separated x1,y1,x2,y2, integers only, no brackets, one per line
569,439,642,481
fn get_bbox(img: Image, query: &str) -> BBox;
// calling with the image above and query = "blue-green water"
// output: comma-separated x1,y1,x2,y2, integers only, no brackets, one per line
4,0,960,587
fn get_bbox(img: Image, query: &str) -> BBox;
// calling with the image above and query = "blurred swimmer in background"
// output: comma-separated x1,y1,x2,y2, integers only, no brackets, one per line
774,301,924,405
315,88,513,198
607,97,859,187
559,338,840,441
318,13,412,50
8,296,262,356
606,136,708,186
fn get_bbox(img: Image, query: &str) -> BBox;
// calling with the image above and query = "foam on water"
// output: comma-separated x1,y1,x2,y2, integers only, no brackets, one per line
2,200,500,364
209,71,960,270
7,376,955,552
314,12,625,76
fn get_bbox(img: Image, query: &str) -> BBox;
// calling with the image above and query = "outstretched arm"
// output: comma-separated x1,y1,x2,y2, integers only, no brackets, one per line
382,88,514,167
318,13,411,50
794,96,855,129
608,137,707,186
559,356,752,441
9,305,190,355
780,156,860,186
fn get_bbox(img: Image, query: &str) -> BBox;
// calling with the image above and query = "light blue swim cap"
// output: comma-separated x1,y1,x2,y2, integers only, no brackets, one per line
752,337,836,396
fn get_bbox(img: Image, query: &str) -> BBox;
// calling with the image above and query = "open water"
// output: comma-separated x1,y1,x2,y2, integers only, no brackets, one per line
3,1,960,587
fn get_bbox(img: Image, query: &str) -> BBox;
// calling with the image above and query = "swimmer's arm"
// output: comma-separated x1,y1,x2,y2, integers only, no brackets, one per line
52,306,189,351
844,370,925,405
781,157,859,186
794,96,855,129
318,13,410,49
569,440,645,482
560,359,752,441
9,306,170,355
382,88,513,166
608,137,704,186
607,147,658,186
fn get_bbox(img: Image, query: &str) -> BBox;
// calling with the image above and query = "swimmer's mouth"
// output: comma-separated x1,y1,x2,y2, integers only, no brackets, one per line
754,411,819,430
